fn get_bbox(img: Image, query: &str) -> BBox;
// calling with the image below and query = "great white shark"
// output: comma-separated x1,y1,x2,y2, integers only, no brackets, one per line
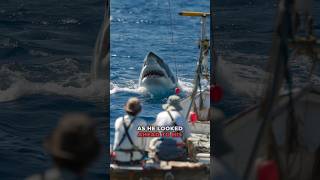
139,52,178,95
91,6,178,96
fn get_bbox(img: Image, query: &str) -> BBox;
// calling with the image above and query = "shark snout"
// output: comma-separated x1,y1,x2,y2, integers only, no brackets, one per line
138,52,177,95
144,57,160,67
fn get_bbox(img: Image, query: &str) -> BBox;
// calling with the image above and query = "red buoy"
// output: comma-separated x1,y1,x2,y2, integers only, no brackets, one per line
111,151,117,159
257,160,279,180
189,111,198,123
210,85,223,103
175,87,181,95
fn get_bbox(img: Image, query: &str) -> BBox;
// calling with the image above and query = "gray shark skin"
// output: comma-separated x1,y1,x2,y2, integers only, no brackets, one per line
139,52,178,95
91,1,109,81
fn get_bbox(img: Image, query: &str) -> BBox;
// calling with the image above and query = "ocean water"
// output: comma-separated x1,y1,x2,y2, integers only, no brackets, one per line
1,0,320,179
111,0,320,141
0,0,107,179
110,0,210,142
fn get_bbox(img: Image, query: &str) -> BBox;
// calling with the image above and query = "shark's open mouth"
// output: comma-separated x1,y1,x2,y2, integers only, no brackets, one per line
142,70,165,79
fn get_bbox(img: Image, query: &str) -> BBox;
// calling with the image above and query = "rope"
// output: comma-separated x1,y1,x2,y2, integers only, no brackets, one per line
185,55,202,120
167,0,178,80
283,44,300,174
242,0,294,179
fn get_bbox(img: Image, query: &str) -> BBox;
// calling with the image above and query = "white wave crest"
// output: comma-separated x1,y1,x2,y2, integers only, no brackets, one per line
0,60,106,102
110,78,195,96
0,78,106,102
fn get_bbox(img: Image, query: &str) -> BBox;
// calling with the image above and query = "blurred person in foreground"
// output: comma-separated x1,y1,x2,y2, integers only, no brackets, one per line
112,97,148,165
26,113,101,180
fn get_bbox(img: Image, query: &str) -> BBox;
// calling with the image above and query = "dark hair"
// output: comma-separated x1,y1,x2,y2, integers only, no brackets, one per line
52,138,100,173
124,97,142,116
126,108,141,116
45,113,101,174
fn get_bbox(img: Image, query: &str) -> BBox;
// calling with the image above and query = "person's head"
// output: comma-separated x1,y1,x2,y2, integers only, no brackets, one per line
124,97,142,116
162,95,183,111
44,113,101,174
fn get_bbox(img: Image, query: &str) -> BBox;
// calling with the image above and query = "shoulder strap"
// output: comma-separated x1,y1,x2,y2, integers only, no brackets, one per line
115,116,145,162
116,116,136,147
123,118,145,154
167,111,185,141
122,117,136,147
167,111,178,126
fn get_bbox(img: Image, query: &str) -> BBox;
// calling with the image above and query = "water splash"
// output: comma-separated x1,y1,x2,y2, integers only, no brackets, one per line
0,59,106,102
0,8,110,102
110,79,194,97
0,78,105,102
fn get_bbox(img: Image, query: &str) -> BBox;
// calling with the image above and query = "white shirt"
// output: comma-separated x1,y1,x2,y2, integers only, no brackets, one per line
113,115,147,162
154,110,191,143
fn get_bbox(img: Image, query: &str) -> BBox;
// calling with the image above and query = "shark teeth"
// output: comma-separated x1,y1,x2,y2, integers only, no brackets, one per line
142,70,165,78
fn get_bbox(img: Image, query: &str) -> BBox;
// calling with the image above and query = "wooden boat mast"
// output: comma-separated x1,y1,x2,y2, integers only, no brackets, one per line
179,11,211,120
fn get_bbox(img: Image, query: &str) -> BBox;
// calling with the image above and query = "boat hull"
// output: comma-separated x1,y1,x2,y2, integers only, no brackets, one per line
221,86,320,180
110,163,209,180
